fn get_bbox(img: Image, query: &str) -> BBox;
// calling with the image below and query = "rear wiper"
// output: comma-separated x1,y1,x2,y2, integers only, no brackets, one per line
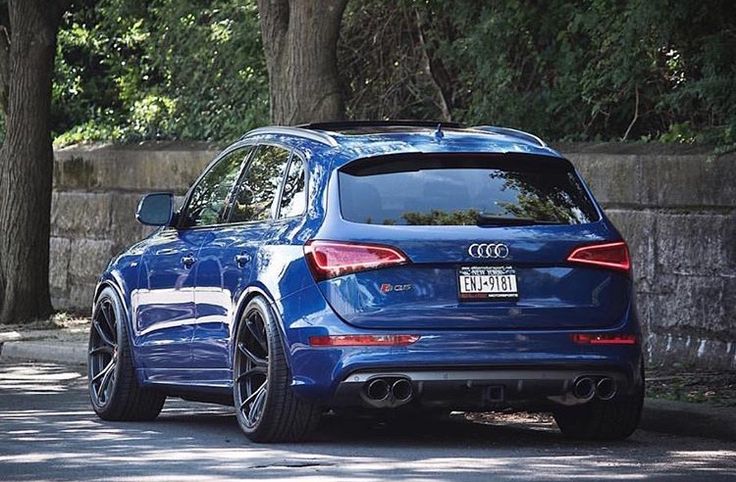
475,213,564,226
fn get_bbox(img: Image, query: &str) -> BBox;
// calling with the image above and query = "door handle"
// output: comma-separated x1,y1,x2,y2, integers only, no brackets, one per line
181,254,196,268
235,253,251,267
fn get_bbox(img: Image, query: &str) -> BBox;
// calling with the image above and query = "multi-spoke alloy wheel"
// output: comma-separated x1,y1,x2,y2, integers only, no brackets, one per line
88,287,166,421
89,298,119,406
233,297,321,443
234,306,270,429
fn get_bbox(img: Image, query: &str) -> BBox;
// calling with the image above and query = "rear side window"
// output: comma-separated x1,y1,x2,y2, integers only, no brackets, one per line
339,156,599,226
278,155,306,218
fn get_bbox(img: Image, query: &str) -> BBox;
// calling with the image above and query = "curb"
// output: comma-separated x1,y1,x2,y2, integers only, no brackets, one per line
0,340,86,366
641,398,736,442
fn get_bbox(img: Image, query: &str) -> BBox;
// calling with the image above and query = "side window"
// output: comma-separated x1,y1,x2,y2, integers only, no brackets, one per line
183,147,251,227
229,145,291,223
278,155,306,218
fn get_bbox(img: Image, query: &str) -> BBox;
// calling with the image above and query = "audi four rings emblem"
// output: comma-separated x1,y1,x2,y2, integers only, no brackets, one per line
468,243,510,259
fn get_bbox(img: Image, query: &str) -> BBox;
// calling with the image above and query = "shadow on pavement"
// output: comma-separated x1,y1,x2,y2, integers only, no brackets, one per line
1,362,735,481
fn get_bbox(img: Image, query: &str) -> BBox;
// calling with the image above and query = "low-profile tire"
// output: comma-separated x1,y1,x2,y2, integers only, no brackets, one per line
88,287,166,421
233,296,321,443
553,368,644,441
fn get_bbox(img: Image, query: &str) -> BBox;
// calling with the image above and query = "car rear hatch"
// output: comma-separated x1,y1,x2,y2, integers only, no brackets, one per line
308,153,631,331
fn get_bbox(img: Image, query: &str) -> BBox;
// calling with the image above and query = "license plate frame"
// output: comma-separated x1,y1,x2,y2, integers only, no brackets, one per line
458,265,519,302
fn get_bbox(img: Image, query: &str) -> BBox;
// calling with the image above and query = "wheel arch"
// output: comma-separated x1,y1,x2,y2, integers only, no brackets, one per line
231,285,294,373
93,277,136,352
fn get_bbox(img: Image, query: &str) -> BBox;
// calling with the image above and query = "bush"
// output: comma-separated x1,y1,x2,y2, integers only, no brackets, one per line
53,0,269,145
51,0,736,146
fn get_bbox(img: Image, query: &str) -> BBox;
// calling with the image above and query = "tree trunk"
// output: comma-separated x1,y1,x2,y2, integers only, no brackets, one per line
257,0,347,125
0,0,66,324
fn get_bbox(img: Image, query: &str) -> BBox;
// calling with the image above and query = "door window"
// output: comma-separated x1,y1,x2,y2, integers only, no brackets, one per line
183,146,252,227
229,145,291,223
278,155,307,218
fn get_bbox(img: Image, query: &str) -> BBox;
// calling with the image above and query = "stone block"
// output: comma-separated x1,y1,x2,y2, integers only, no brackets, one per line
133,150,213,193
67,282,97,312
643,154,736,208
51,294,71,312
567,153,643,206
55,144,216,193
49,237,71,298
51,192,113,238
68,239,115,285
649,275,735,336
655,212,736,277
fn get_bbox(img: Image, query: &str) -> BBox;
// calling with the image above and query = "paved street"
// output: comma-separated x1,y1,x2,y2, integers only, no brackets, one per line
1,361,735,481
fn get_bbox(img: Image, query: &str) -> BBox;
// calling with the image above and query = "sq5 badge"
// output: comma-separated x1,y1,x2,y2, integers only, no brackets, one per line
380,283,413,293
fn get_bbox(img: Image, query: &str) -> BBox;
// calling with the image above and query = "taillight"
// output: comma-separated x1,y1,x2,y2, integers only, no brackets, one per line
309,334,420,347
304,240,409,281
567,241,630,272
572,333,638,345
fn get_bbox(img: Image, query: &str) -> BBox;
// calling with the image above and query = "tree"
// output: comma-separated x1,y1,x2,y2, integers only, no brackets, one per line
257,0,347,125
0,0,69,324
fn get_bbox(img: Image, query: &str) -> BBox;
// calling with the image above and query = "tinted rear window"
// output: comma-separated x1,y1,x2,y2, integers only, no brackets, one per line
338,156,599,226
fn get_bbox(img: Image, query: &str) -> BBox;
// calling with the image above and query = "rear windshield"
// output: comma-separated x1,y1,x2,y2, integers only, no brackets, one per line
338,156,599,226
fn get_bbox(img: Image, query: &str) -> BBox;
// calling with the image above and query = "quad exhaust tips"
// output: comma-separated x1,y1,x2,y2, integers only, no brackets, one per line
364,377,413,407
572,376,617,401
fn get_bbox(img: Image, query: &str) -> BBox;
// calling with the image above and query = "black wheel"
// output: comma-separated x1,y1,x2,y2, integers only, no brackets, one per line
233,297,321,442
554,367,645,440
88,287,166,421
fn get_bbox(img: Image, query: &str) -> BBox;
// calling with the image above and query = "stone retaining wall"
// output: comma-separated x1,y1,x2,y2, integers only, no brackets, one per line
51,143,218,310
567,148,735,369
51,142,736,369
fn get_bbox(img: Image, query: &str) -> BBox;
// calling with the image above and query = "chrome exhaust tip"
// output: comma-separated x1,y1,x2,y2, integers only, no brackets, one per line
596,377,617,401
573,377,596,400
391,378,413,402
366,378,390,401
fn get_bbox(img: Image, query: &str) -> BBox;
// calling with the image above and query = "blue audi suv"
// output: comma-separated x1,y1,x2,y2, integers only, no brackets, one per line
88,121,644,442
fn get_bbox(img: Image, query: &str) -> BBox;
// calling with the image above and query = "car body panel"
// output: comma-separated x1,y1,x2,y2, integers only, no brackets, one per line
191,223,269,373
133,229,209,368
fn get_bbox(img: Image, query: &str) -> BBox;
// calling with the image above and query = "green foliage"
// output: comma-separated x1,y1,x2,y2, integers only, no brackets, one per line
51,0,736,145
339,0,736,145
52,0,269,145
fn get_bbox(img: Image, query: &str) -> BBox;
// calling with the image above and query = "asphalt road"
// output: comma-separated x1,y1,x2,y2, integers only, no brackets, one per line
1,361,735,481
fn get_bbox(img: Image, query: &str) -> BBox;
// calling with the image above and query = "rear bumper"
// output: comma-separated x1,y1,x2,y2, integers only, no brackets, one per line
287,329,643,409
277,285,643,409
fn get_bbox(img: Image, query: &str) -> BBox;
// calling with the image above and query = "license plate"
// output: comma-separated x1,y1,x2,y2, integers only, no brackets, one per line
458,266,519,301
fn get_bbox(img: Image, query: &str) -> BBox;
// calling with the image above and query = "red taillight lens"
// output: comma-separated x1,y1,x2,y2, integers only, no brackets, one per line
309,334,420,347
567,241,631,272
304,240,409,281
572,334,638,345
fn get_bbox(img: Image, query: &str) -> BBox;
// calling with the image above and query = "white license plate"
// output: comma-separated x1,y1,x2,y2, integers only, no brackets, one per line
458,266,518,301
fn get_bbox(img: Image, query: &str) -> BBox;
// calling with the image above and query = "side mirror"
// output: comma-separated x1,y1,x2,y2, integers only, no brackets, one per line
136,192,174,226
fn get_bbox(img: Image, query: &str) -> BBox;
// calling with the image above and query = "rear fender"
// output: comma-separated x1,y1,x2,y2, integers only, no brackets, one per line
231,285,294,374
